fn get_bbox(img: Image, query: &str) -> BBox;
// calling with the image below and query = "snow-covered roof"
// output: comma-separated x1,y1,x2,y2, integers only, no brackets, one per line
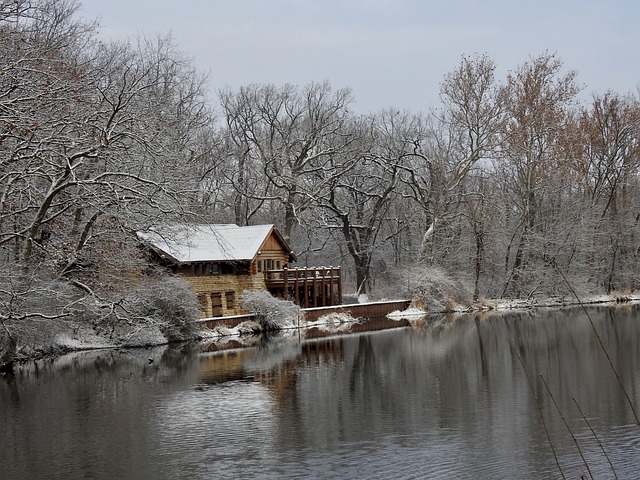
139,224,291,263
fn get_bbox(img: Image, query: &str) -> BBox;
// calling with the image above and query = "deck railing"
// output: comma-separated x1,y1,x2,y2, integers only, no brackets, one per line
264,266,342,307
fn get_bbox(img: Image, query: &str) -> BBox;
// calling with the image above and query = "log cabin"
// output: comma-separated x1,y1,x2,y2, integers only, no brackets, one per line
139,224,342,317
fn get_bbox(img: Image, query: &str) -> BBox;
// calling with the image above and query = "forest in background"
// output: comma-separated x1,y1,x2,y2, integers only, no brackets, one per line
1,1,639,360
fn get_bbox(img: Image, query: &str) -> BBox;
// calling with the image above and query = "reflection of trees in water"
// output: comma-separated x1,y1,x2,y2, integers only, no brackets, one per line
0,344,203,479
261,305,640,466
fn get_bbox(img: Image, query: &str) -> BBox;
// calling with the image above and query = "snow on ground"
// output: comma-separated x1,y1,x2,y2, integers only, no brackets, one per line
306,312,359,331
386,292,640,323
200,311,360,342
387,307,428,321
54,333,112,351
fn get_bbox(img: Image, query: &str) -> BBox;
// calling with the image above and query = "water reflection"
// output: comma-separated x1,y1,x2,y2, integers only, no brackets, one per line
2,304,640,479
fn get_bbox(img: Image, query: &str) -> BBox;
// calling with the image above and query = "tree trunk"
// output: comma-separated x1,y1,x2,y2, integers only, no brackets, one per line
0,328,17,372
473,229,484,302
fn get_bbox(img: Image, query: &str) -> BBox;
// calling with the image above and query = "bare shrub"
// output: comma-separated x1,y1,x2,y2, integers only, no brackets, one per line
404,266,473,312
239,290,301,331
0,265,201,366
0,269,81,366
122,276,200,343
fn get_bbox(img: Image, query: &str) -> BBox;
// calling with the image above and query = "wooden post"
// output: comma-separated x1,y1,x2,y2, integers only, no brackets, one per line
320,267,327,306
294,268,300,305
303,267,309,308
283,266,289,300
312,269,318,307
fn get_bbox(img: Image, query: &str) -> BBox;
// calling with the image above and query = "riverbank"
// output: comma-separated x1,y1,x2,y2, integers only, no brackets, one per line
389,292,640,319
3,292,639,371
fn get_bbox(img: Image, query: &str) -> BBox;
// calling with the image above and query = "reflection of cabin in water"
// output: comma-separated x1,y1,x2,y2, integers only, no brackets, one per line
139,224,342,317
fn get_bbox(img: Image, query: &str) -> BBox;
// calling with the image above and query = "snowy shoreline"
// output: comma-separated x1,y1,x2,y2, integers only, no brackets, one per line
5,293,639,369
388,293,640,321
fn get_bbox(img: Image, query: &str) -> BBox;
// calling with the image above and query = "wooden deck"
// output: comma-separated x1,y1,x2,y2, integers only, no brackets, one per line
265,266,342,308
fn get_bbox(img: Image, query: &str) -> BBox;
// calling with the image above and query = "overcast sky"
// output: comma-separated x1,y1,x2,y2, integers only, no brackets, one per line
78,0,640,114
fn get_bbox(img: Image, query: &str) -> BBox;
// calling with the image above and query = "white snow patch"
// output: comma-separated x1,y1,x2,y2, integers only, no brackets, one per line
54,333,112,350
357,294,369,303
387,307,427,320
306,312,359,332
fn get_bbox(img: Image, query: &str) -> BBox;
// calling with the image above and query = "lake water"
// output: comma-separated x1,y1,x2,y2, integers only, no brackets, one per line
2,304,640,479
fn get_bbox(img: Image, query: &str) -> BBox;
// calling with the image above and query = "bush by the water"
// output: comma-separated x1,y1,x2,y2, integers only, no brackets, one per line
406,266,473,312
122,276,200,343
240,290,302,331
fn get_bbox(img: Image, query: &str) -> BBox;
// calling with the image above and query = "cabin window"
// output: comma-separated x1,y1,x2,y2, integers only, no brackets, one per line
225,291,235,309
210,292,222,316
265,259,273,271
257,260,262,273
276,260,281,269
208,263,220,275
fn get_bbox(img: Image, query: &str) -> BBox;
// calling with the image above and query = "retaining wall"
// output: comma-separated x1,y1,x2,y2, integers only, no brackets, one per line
194,299,412,329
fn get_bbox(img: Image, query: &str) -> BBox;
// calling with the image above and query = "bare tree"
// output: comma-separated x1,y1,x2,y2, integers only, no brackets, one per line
0,1,212,362
497,53,580,297
1,18,211,259
217,81,358,240
572,92,640,292
397,54,503,261
314,114,406,295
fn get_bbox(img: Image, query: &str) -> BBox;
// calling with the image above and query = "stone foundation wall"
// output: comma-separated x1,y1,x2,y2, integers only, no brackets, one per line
182,273,267,317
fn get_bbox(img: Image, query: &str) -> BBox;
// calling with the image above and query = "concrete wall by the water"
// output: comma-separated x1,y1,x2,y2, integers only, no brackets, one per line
193,299,412,329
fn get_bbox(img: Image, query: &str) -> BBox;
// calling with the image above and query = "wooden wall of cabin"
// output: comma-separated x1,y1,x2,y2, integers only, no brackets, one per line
255,231,293,273
255,252,291,275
